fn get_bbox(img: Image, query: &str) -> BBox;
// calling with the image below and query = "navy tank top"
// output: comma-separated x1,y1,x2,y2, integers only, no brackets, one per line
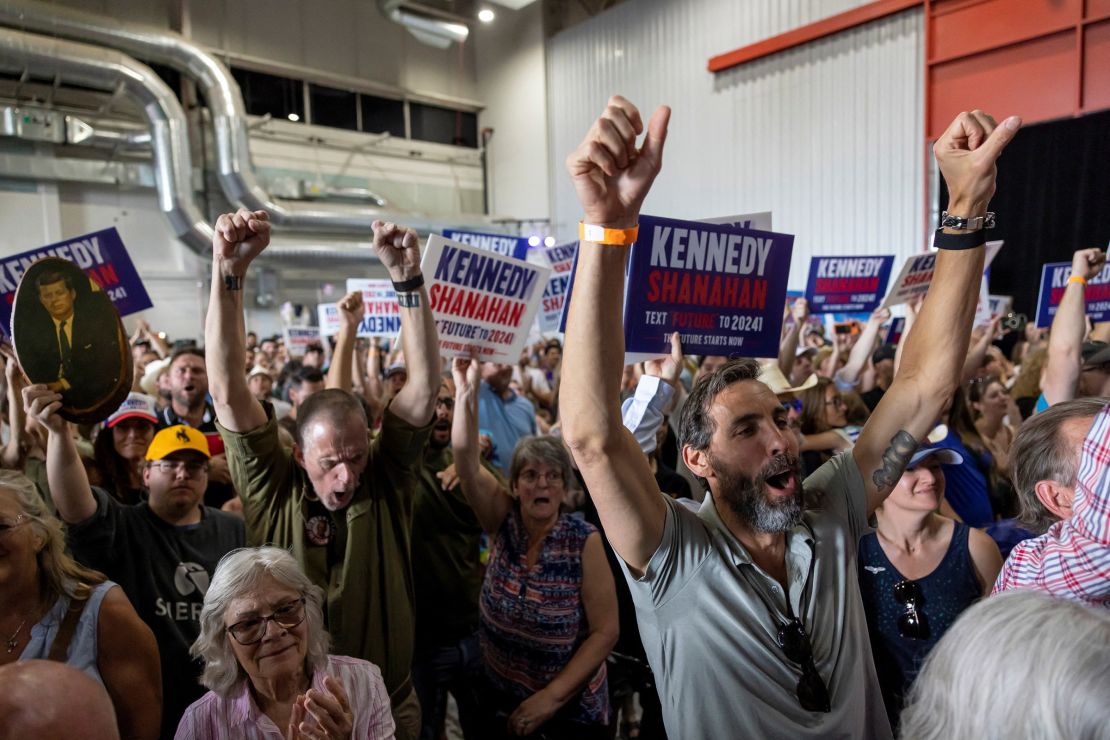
858,521,982,728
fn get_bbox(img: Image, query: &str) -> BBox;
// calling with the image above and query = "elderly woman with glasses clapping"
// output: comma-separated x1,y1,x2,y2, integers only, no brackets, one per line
175,547,395,739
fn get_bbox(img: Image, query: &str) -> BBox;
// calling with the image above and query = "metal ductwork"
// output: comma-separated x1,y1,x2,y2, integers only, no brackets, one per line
0,27,212,251
378,0,470,49
0,0,492,238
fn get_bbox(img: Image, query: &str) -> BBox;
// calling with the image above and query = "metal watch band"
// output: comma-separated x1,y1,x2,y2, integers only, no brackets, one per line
940,211,996,231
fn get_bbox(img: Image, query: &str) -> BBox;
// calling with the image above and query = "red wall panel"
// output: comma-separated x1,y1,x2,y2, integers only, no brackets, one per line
930,0,1081,63
1084,20,1110,111
929,31,1076,136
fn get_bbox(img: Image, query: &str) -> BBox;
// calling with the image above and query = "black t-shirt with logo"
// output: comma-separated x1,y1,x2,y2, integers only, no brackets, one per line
67,487,245,738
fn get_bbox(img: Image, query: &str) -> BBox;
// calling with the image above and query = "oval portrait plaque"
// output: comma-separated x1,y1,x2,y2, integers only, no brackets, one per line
11,257,132,424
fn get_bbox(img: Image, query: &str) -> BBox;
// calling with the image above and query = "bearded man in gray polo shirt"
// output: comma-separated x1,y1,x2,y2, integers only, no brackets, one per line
559,95,1021,739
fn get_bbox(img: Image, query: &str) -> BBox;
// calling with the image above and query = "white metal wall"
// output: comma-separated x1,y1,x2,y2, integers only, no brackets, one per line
546,0,925,290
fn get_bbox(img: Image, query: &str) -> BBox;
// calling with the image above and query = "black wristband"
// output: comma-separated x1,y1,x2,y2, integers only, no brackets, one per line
933,229,986,250
392,274,424,292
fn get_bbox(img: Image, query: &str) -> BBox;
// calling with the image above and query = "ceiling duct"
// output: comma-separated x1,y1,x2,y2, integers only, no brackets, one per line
0,27,212,252
0,0,493,238
378,0,470,49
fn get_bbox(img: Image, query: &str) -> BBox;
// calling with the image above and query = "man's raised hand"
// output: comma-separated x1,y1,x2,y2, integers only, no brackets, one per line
643,332,684,388
933,110,1021,219
565,95,670,229
213,209,271,278
337,290,365,330
371,221,421,282
1071,247,1107,282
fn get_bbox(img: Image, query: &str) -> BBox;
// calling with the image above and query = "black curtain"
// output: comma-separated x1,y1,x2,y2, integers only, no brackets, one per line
938,108,1110,318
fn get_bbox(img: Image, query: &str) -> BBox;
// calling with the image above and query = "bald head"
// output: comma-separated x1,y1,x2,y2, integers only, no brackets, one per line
0,661,119,740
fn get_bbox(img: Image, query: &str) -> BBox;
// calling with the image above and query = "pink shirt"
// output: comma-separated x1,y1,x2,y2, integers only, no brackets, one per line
993,400,1110,606
174,655,395,739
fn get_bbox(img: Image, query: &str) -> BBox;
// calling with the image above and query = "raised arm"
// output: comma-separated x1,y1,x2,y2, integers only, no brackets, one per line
326,291,363,392
837,307,889,387
560,96,671,573
961,317,1000,384
22,384,96,523
373,222,439,427
777,298,808,378
450,357,512,534
1042,248,1106,405
1,348,27,470
205,209,271,433
854,110,1021,516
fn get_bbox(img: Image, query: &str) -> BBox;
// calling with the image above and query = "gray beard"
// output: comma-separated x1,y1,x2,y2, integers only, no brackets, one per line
712,453,804,533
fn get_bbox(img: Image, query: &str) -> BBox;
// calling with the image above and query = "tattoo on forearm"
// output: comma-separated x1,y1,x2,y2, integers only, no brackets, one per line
396,292,420,308
872,430,919,496
224,274,242,291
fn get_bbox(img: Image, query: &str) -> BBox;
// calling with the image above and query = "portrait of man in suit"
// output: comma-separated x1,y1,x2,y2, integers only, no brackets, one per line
14,259,129,416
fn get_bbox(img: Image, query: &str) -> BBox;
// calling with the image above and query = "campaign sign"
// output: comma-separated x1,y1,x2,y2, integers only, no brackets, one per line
883,317,906,345
882,253,936,308
531,242,577,333
443,230,531,260
805,255,894,314
423,234,550,363
623,214,794,359
988,294,1013,317
1,227,152,334
283,327,321,358
701,212,773,231
317,303,341,337
1034,262,1110,328
345,279,402,338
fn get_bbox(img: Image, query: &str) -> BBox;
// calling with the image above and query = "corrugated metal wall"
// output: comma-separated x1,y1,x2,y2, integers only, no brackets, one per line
547,0,925,290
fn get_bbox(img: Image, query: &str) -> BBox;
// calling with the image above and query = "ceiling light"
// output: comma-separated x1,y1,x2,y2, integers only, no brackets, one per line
287,113,300,122
528,235,541,247
543,236,555,247
478,8,495,23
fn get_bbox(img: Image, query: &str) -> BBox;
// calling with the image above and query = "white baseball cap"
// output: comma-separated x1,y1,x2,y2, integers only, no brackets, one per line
105,393,158,428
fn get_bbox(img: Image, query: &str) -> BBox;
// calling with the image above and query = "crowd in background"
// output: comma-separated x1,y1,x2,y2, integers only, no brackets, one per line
0,98,1108,740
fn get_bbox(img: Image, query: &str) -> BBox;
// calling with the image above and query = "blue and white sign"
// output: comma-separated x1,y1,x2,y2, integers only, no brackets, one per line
805,255,894,314
622,214,794,359
442,229,531,260
1035,262,1110,328
1,227,152,334
346,279,402,338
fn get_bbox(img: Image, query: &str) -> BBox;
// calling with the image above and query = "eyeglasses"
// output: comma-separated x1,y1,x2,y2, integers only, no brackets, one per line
150,460,207,477
0,514,30,539
824,396,846,408
777,618,831,713
435,397,455,410
893,580,929,640
226,598,307,645
517,469,564,485
784,399,803,413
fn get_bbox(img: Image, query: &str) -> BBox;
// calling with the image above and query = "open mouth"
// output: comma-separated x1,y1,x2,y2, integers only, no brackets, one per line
433,421,451,432
532,496,552,506
764,469,796,494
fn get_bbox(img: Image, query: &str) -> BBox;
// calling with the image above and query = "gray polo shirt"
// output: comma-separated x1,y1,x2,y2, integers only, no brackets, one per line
621,451,891,739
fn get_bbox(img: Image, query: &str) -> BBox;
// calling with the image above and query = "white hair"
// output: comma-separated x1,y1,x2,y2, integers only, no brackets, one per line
191,547,330,696
899,590,1110,740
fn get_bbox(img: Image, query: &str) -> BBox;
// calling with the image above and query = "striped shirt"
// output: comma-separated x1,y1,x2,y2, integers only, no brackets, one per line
480,508,609,725
993,400,1110,606
174,654,395,739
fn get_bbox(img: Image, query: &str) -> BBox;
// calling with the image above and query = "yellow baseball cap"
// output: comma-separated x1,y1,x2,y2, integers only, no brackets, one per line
145,425,211,461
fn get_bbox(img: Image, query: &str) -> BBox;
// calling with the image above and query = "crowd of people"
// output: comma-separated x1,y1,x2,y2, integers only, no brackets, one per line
0,96,1107,740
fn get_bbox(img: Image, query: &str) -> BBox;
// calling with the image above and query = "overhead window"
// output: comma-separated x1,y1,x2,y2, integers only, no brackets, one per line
360,94,406,138
231,67,304,122
410,102,478,148
309,83,358,131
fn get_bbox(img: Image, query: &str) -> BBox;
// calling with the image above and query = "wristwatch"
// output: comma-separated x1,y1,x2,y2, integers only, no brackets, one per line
940,211,996,231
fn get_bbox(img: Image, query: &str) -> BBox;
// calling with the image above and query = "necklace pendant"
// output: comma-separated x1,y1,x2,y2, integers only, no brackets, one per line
5,637,15,653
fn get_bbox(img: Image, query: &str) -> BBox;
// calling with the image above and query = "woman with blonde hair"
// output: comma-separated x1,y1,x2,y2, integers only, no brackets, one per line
0,469,161,739
177,546,395,739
